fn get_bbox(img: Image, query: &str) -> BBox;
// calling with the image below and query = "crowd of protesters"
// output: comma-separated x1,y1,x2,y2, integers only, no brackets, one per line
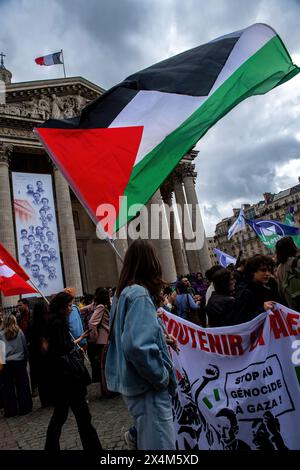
0,236,300,451
164,237,300,329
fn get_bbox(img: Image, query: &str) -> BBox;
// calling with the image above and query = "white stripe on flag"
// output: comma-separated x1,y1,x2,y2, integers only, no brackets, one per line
209,23,275,96
110,25,276,169
0,260,15,278
110,90,204,166
44,54,55,66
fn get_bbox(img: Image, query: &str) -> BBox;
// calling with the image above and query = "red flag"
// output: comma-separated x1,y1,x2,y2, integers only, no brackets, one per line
0,242,30,280
0,243,36,296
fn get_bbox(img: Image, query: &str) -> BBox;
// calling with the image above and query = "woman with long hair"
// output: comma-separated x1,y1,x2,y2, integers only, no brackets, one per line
45,291,102,452
88,287,111,395
105,239,177,450
0,314,32,417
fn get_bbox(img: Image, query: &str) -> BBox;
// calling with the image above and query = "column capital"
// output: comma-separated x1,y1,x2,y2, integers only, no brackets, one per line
0,142,13,164
160,180,173,205
181,162,197,180
172,167,184,184
172,162,197,185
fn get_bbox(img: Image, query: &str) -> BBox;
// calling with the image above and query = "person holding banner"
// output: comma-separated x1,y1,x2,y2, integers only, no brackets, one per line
234,255,277,324
276,236,300,311
206,268,236,327
105,239,177,450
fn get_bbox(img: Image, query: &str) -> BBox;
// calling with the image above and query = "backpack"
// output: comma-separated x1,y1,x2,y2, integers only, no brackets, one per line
282,256,300,311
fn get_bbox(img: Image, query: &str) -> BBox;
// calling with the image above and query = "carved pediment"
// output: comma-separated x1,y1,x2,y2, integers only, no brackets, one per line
0,93,89,120
0,77,103,121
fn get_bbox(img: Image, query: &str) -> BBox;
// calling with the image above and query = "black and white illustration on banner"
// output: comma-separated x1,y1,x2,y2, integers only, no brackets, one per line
171,352,292,449
12,172,64,297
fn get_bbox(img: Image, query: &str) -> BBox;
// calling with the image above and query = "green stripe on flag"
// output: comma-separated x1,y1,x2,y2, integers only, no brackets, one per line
115,35,299,232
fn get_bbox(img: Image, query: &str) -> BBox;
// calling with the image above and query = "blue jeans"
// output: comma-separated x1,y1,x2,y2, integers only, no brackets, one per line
123,389,175,450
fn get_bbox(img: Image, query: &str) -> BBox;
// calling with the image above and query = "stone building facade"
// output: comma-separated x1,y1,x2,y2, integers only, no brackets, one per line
214,179,300,259
0,61,211,307
207,236,218,266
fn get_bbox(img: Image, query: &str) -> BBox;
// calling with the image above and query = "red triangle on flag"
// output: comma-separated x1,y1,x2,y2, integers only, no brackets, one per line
36,126,143,236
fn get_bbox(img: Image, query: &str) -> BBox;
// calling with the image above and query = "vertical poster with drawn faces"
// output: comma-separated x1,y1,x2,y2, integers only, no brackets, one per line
12,172,64,297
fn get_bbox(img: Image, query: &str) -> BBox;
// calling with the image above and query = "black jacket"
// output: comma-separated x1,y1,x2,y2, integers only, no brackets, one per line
233,281,273,325
206,292,235,327
47,316,87,398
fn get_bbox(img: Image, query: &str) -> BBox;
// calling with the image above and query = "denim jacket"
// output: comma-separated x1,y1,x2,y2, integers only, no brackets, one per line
68,304,86,346
105,284,177,397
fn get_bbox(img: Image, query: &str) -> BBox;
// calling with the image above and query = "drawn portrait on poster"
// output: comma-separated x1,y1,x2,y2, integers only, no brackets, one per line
12,172,64,297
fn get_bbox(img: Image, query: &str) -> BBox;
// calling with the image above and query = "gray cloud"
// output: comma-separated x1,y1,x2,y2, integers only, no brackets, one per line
197,136,300,201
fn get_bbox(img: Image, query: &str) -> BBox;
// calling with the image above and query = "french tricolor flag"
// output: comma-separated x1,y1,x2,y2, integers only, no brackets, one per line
35,51,63,66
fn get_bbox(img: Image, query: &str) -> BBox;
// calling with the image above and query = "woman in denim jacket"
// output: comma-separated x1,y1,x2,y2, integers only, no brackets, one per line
105,239,177,450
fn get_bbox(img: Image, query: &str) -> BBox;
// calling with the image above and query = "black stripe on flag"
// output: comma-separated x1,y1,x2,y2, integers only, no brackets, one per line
125,37,239,97
40,35,239,130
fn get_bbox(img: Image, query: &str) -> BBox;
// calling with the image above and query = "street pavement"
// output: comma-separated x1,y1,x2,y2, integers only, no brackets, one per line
0,384,132,450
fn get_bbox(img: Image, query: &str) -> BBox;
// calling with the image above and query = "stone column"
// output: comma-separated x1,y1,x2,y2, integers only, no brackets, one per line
54,168,83,296
148,189,177,284
182,163,211,274
0,143,19,307
161,183,189,277
173,175,196,274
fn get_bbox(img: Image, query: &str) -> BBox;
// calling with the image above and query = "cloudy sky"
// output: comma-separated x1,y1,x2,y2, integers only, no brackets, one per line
1,0,300,236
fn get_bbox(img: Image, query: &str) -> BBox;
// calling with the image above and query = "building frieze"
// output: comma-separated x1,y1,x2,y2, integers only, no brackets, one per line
0,92,90,121
0,127,34,138
0,77,103,122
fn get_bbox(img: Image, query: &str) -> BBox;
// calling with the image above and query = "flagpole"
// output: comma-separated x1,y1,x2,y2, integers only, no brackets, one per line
109,238,124,263
99,231,124,263
61,49,66,78
240,205,244,253
27,279,49,305
239,232,243,253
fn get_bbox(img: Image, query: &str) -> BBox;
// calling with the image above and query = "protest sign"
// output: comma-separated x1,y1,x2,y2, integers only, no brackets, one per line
162,304,300,449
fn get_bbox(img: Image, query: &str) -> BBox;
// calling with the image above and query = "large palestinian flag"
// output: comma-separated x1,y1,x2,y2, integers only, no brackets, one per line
36,23,299,236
